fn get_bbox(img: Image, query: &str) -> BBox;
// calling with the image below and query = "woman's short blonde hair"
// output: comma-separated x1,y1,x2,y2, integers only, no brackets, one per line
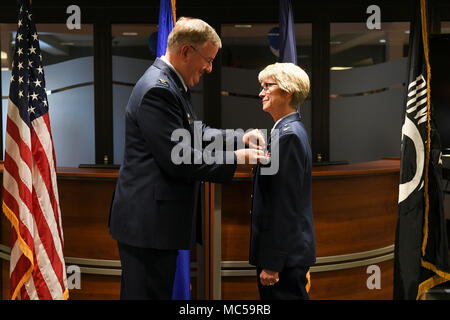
167,17,222,52
258,63,310,108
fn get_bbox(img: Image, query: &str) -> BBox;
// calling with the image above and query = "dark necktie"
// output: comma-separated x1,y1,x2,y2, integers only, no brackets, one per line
266,131,272,153
183,88,196,122
185,88,191,102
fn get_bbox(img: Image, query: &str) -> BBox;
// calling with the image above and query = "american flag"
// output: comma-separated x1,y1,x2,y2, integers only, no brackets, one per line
2,0,68,300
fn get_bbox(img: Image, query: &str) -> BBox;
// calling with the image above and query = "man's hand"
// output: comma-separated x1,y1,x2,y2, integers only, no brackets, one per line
260,269,279,286
243,129,266,150
234,148,267,164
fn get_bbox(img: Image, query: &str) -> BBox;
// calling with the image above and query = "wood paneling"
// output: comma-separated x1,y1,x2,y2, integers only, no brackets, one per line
65,274,121,300
308,260,394,300
221,181,252,262
58,178,118,260
221,276,259,300
312,173,398,257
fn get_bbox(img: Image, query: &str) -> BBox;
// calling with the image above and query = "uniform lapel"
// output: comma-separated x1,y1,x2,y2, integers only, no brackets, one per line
153,58,197,122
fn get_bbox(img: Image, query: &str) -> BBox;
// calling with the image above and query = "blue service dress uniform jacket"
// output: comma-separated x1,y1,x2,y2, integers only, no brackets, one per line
249,112,316,272
109,58,237,250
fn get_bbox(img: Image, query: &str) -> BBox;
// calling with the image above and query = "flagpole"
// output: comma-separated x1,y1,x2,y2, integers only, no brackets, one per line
171,0,176,24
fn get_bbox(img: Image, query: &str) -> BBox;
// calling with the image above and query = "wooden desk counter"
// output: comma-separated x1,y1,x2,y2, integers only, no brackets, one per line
0,159,400,300
234,159,400,178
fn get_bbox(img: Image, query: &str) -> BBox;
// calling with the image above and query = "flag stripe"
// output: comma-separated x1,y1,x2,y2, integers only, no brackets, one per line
4,130,32,191
30,251,52,300
6,109,32,169
31,125,63,244
10,254,32,299
31,184,65,294
42,114,59,186
41,114,64,239
30,210,64,299
3,177,34,249
4,152,32,212
24,264,40,300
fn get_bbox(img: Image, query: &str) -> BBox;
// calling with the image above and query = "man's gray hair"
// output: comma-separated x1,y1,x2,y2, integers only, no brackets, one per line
258,63,310,108
167,17,222,52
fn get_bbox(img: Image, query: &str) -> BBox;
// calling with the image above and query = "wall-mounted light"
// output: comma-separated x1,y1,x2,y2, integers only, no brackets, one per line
1,51,7,60
379,39,386,43
122,32,138,36
330,66,353,71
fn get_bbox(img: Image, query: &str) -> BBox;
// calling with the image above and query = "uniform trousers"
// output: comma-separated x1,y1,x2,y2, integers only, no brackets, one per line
117,241,178,300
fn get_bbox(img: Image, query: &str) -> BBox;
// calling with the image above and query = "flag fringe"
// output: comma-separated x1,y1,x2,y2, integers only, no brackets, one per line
64,288,69,300
2,201,34,300
417,0,450,299
417,259,450,299
420,0,431,258
306,270,311,293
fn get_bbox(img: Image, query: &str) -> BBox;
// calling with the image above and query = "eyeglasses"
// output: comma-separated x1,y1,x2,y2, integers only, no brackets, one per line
260,82,278,92
190,45,214,66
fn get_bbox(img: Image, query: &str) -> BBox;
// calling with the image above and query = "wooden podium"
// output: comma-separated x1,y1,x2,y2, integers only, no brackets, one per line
0,159,399,299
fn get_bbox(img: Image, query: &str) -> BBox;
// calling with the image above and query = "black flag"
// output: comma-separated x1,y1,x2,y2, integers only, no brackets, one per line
394,0,450,300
